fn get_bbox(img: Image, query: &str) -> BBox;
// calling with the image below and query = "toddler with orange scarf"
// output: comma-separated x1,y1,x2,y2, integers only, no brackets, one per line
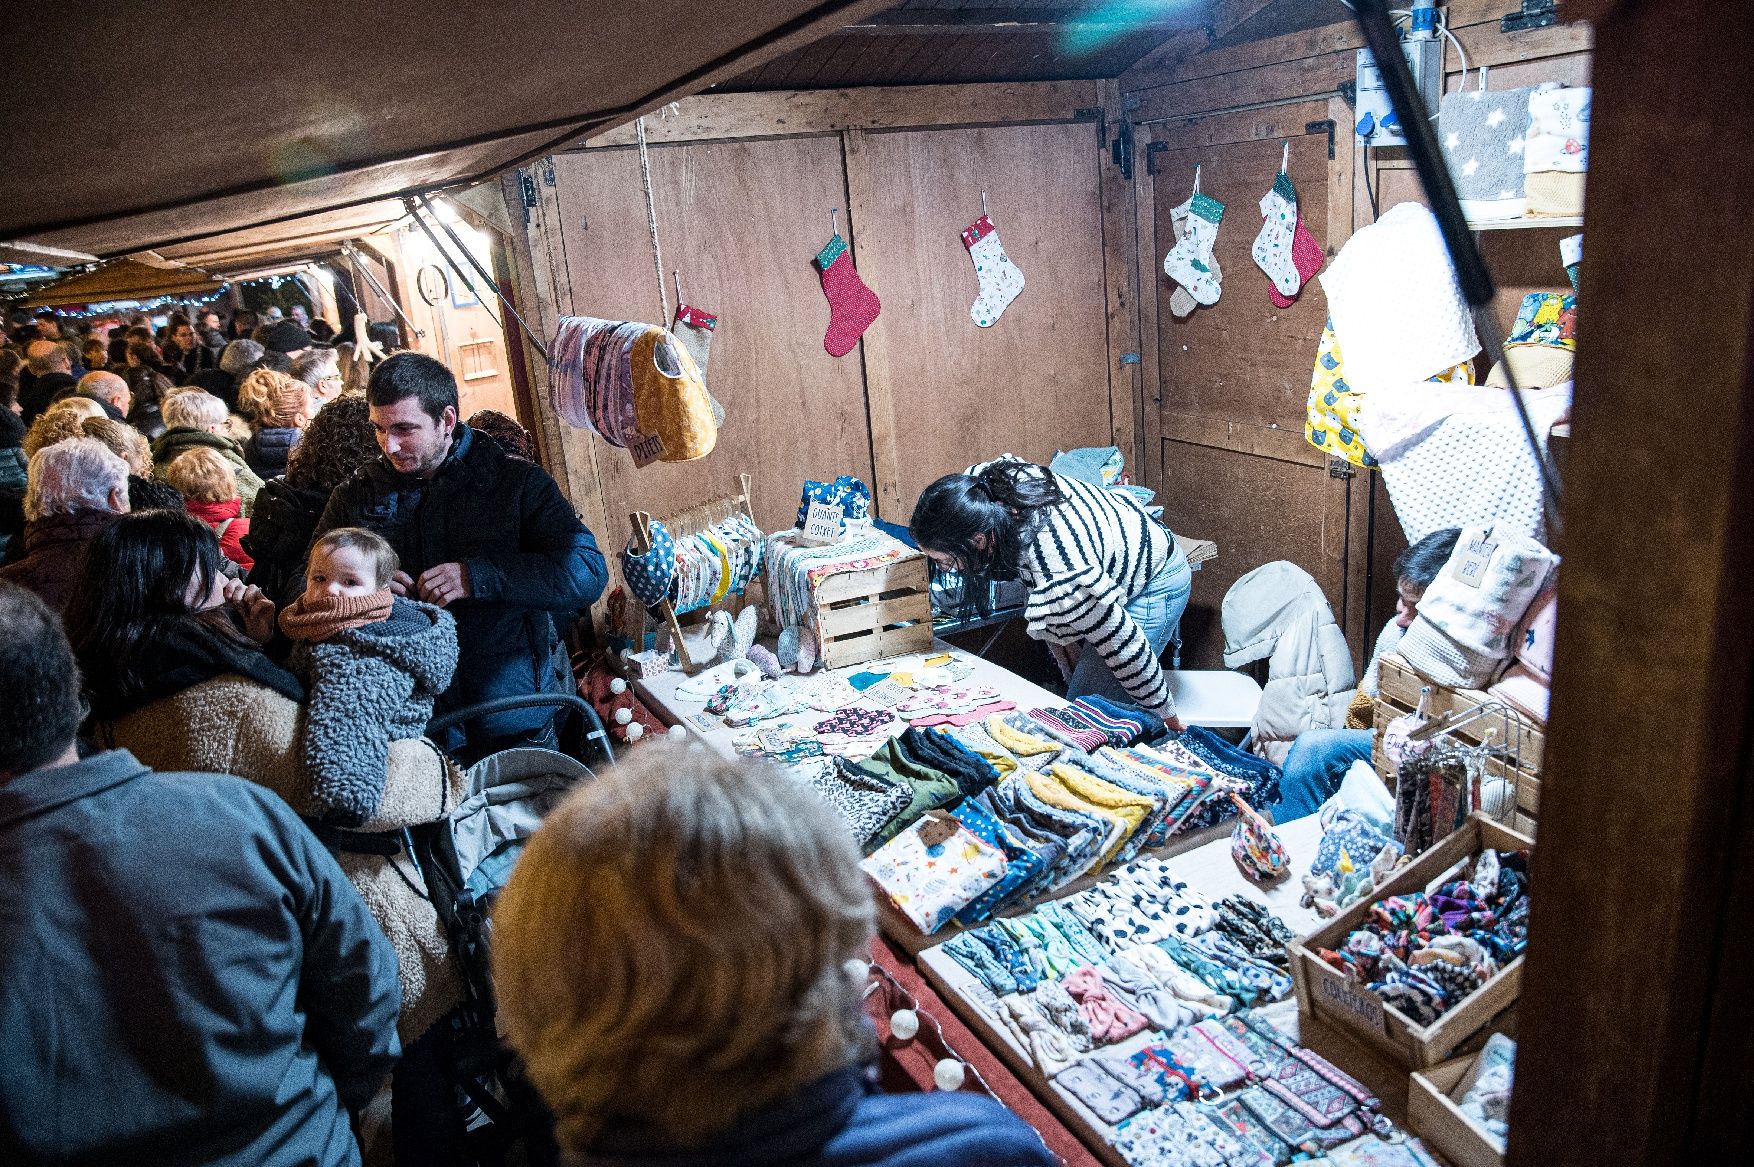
279,527,458,825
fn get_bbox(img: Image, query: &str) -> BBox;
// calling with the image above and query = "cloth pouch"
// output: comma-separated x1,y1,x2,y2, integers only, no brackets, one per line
1439,84,1535,221
1053,1061,1145,1125
1397,525,1558,687
859,812,1007,933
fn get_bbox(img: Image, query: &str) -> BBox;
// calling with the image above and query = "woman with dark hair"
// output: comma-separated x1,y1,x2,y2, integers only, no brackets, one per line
70,509,468,1112
123,340,174,439
243,394,381,601
911,456,1192,726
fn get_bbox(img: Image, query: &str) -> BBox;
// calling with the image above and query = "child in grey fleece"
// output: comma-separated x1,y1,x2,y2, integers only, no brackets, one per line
279,527,458,825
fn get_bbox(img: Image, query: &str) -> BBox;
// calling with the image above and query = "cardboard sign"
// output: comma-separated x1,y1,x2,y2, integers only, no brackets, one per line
1317,974,1388,1036
1452,533,1498,589
799,500,845,545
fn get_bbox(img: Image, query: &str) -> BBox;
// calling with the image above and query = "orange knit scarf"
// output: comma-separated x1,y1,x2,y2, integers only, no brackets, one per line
278,588,395,643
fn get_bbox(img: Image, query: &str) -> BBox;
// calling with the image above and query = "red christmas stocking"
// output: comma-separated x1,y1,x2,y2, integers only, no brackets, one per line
1269,215,1327,308
815,233,881,356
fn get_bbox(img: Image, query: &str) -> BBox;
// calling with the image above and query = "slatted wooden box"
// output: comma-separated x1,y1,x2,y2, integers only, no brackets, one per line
1289,814,1533,1070
1373,654,1544,837
813,552,933,670
1408,1050,1508,1167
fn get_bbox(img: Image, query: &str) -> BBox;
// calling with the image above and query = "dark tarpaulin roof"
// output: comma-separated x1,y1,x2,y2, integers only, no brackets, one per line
0,0,891,260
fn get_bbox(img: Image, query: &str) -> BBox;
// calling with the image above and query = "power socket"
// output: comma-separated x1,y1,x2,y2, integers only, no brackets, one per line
1355,35,1445,147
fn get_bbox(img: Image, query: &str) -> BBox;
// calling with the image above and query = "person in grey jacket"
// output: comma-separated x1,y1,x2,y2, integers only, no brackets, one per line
0,580,401,1166
279,525,458,826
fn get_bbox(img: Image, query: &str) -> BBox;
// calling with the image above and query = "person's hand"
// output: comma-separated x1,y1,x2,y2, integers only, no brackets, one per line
388,570,414,598
416,562,471,607
225,579,277,644
1163,713,1187,733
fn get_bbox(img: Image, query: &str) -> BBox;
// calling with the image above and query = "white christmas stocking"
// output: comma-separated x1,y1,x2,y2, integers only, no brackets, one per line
1163,192,1225,306
1168,197,1223,318
1252,171,1301,297
963,214,1026,327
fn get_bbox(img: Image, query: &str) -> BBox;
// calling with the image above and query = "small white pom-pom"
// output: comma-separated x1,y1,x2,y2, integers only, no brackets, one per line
609,676,628,695
843,958,870,982
614,707,633,725
933,1058,965,1091
667,725,687,741
624,722,644,741
890,1009,919,1041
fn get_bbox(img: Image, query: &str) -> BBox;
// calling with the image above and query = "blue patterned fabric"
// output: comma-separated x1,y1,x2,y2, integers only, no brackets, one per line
1168,726,1283,830
951,798,1045,925
795,475,873,530
619,519,676,607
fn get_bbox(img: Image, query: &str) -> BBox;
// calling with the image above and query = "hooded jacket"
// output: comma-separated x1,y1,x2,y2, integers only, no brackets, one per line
291,597,459,826
186,495,253,569
0,508,117,611
151,426,266,514
316,424,606,747
242,476,331,602
1222,561,1357,764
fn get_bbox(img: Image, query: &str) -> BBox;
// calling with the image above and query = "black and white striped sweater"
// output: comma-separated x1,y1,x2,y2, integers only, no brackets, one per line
973,458,1177,712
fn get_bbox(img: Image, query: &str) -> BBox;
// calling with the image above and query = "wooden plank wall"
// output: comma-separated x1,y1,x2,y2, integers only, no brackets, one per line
1121,0,1592,667
496,81,1143,570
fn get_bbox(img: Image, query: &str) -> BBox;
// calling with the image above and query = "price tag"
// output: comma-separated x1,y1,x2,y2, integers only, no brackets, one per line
686,712,719,735
800,500,845,545
916,810,961,848
1452,533,1498,589
1317,974,1387,1036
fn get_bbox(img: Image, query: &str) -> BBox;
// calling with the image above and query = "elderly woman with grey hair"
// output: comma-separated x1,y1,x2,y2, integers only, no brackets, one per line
150,389,265,514
0,437,129,611
492,745,1058,1167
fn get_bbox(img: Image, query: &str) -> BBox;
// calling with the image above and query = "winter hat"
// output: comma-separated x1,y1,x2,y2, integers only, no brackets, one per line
261,320,313,354
619,519,677,608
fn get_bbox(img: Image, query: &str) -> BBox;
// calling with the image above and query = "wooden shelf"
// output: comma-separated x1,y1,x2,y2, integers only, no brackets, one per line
1468,216,1584,231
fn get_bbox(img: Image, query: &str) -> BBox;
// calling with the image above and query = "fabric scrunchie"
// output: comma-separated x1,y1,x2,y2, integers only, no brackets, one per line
1062,965,1150,1044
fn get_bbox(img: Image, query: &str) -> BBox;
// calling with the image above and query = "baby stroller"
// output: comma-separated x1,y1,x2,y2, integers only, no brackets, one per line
308,694,612,1166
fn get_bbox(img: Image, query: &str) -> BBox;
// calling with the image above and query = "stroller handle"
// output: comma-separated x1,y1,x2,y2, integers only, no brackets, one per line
427,693,614,762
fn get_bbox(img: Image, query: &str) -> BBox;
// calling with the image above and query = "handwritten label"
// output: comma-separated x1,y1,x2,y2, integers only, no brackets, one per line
917,810,962,848
1452,533,1498,589
799,500,845,545
1317,975,1387,1036
861,679,907,708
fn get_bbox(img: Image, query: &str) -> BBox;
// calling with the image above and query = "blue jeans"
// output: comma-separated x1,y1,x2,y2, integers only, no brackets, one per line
1274,729,1374,823
1067,544,1192,705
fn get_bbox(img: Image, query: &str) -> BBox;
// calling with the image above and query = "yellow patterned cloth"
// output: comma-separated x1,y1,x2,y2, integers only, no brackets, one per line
1305,317,1474,467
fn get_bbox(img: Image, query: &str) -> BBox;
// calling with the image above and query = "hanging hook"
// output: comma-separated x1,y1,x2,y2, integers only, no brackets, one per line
1193,164,1202,194
673,270,684,310
830,207,839,238
981,191,989,219
1281,141,1290,174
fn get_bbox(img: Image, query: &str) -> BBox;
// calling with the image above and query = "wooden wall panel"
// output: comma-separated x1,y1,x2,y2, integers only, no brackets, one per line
1158,438,1350,670
846,120,1115,520
547,137,875,535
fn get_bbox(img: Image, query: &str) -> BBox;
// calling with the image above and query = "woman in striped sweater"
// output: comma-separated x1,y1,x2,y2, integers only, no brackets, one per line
911,456,1192,727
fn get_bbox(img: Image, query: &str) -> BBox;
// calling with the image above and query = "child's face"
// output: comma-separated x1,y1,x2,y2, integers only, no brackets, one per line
306,544,381,601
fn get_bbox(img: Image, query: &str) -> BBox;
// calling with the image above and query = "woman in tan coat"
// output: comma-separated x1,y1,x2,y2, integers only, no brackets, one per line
65,512,465,1051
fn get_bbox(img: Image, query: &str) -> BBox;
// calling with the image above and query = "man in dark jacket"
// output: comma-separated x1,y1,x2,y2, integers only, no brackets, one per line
0,581,401,1166
315,352,606,753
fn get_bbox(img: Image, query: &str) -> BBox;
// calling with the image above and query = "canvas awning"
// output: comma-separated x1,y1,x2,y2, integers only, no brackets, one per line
19,259,225,308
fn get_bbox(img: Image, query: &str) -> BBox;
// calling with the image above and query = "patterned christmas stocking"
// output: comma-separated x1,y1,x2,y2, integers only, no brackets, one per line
1168,196,1222,318
672,302,725,425
1268,214,1326,309
962,214,1025,327
1253,172,1301,298
1163,192,1225,306
815,233,881,357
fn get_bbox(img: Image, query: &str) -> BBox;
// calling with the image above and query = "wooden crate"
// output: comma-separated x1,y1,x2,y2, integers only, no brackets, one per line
1373,654,1543,833
813,552,933,670
1409,1051,1507,1167
1289,814,1533,1070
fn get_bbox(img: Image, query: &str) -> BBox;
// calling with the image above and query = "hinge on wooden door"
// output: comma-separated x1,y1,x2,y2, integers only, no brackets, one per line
1328,456,1356,480
1306,120,1337,161
1500,0,1559,33
1111,120,1135,180
1145,141,1169,176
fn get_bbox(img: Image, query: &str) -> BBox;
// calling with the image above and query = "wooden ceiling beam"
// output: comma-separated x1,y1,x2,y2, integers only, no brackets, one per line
842,6,1206,36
